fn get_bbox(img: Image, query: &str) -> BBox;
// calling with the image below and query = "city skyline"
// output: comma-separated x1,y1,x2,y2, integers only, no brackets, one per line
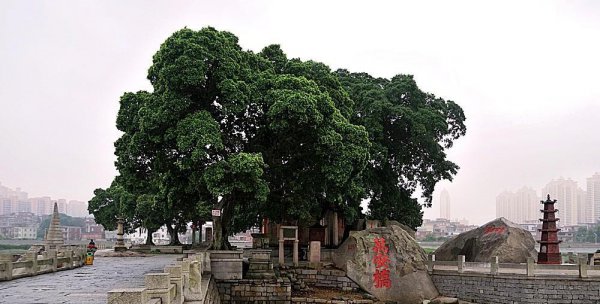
0,181,88,218
2,1,600,226
493,172,600,227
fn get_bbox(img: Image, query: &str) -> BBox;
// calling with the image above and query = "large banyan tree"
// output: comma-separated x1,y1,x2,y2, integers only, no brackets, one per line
89,27,466,249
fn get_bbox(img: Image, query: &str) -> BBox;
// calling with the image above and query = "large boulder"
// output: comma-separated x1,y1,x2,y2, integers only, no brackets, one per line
433,217,537,263
333,223,439,303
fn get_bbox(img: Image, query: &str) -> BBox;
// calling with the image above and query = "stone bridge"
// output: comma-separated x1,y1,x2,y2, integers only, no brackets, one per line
0,255,179,304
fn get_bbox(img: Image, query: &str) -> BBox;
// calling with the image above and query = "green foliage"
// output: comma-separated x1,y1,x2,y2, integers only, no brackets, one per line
336,70,467,229
575,226,600,243
91,26,466,245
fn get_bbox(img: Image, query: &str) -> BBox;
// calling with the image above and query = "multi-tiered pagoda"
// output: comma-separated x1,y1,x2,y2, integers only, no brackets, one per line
537,194,561,264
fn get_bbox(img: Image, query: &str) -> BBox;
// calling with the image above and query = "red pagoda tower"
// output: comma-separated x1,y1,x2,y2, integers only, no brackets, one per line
537,194,562,264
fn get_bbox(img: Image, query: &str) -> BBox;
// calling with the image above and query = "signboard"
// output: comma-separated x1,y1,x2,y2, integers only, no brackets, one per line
212,209,221,217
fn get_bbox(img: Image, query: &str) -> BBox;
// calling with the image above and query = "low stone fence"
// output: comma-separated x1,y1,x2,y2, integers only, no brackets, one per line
0,246,87,281
107,253,220,304
287,268,360,291
430,255,600,304
428,254,600,278
216,278,291,303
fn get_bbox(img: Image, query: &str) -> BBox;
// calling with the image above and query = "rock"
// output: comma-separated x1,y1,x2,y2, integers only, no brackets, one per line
333,223,439,303
384,220,416,238
433,217,537,263
430,297,459,304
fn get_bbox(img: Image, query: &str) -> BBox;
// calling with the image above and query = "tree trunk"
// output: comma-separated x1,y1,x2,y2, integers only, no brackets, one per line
145,229,155,245
211,200,232,250
167,224,182,245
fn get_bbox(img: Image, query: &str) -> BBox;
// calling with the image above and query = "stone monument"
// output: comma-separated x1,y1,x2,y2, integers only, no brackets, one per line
538,194,561,264
333,223,439,303
114,217,127,252
45,202,64,250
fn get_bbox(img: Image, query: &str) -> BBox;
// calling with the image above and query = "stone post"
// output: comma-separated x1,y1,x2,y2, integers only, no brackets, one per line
65,250,73,270
0,255,13,280
48,249,58,272
186,260,203,300
293,240,299,267
526,257,535,277
428,254,435,271
107,288,148,304
490,256,499,275
579,257,588,278
309,241,321,269
180,259,191,300
165,265,183,304
25,252,38,275
114,217,127,252
457,255,465,273
278,239,285,266
145,273,172,304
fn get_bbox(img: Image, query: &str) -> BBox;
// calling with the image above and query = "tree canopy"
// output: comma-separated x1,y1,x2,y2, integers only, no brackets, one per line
89,26,466,247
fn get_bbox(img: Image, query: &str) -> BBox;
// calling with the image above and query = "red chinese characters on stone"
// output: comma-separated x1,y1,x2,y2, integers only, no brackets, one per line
373,268,391,288
484,226,506,235
372,237,391,289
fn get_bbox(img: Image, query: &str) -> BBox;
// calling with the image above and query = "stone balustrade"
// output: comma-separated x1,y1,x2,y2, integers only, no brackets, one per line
107,253,209,304
0,246,87,281
428,254,596,278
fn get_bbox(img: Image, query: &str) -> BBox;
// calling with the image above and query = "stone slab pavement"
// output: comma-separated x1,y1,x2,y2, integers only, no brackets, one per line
0,254,182,304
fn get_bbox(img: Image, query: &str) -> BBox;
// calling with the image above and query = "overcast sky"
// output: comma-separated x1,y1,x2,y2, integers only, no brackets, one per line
1,1,599,225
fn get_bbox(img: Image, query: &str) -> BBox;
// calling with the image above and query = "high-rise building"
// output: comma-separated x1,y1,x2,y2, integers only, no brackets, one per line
577,188,589,224
542,178,581,227
57,199,67,214
68,200,88,217
589,173,600,224
30,196,53,216
496,187,538,224
439,189,451,219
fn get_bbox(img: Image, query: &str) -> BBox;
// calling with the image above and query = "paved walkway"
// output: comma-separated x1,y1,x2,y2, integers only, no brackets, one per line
0,254,182,304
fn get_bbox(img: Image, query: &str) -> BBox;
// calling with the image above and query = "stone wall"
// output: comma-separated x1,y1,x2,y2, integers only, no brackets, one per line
204,275,222,304
288,268,361,291
216,278,291,304
432,272,600,304
291,298,373,304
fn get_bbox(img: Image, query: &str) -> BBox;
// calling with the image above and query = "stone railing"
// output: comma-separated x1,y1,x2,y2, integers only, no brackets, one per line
107,254,210,304
0,246,87,281
428,254,600,278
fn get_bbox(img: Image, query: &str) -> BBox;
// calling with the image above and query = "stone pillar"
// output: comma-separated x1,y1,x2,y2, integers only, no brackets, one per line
293,240,299,267
114,217,127,252
0,255,13,280
332,211,339,247
48,249,58,272
428,254,435,272
144,273,172,303
65,250,73,270
457,255,465,273
526,257,535,277
579,257,588,278
309,241,321,269
107,288,148,304
165,265,183,304
490,256,498,275
186,260,203,300
26,252,38,275
278,239,285,266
